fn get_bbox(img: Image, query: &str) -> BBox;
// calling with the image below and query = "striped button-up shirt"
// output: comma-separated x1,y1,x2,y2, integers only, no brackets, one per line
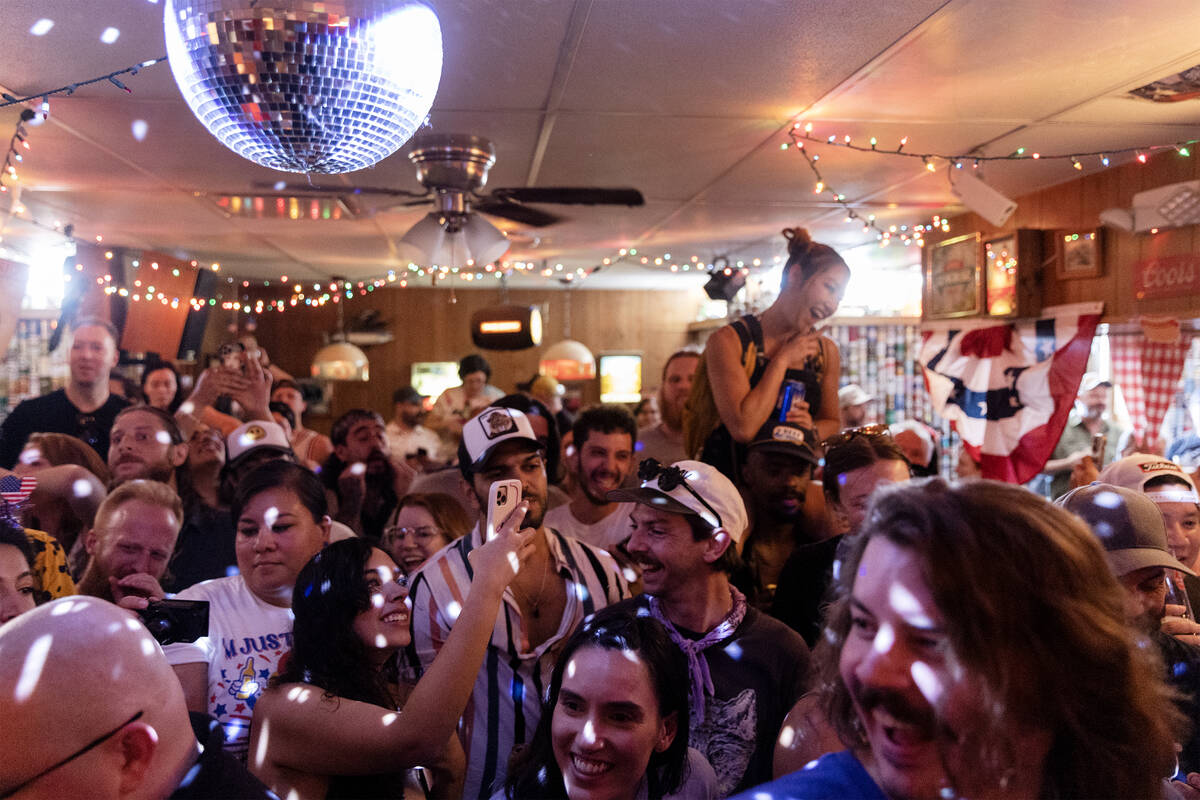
408,524,630,799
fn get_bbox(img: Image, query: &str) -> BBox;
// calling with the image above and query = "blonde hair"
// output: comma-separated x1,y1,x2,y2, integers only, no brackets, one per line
94,480,184,536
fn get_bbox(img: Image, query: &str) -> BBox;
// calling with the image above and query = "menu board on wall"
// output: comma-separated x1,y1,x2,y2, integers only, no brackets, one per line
923,233,981,319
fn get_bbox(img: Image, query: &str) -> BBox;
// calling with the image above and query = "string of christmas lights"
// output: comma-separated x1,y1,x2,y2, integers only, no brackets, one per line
0,56,166,110
783,121,1199,168
783,130,948,245
0,109,35,195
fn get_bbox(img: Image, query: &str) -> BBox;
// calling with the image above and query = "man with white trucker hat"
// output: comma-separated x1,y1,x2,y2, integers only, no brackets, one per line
608,458,809,796
408,405,629,799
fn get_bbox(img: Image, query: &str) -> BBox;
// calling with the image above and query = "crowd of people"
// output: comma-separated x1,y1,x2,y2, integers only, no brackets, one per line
1,227,1200,800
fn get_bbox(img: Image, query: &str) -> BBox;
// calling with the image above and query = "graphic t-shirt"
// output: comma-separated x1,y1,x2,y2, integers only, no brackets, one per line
613,596,810,796
163,574,294,760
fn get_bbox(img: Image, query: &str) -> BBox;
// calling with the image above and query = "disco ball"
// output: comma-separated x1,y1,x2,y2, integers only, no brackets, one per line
164,0,442,174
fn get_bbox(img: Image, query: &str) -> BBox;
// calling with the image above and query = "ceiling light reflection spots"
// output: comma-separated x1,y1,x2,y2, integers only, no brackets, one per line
253,719,270,768
15,633,52,702
778,724,795,748
131,120,149,141
910,660,944,705
873,621,895,654
30,19,54,36
887,582,933,628
100,27,120,44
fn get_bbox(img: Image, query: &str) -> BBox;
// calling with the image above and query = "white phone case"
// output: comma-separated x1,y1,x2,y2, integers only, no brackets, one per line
486,479,523,540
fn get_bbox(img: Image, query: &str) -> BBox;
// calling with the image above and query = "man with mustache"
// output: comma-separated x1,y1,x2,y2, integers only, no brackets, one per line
608,459,809,796
734,421,821,609
738,479,1179,800
408,406,629,799
76,479,183,609
321,409,414,543
544,405,638,552
107,406,189,488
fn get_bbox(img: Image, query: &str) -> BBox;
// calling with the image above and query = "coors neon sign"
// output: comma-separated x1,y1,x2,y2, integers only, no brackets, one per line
1133,254,1200,300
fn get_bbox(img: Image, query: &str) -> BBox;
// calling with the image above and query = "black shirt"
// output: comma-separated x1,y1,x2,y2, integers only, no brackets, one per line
0,388,130,467
772,534,843,648
165,502,237,594
170,712,277,799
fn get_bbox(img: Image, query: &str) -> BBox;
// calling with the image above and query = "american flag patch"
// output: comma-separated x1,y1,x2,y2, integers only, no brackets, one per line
0,474,36,505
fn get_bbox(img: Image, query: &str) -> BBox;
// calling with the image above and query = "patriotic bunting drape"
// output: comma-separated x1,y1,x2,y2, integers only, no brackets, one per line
918,303,1103,483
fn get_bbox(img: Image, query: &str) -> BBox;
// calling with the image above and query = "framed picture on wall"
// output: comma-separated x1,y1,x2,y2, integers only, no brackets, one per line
923,232,982,319
1055,229,1103,280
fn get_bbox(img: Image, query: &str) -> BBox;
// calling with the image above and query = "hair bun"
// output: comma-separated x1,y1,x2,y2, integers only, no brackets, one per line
782,226,814,258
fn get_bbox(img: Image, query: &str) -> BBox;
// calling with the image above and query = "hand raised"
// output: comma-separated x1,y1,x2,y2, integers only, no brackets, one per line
469,502,537,592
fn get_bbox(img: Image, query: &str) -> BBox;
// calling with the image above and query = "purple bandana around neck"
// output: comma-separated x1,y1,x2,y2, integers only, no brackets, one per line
647,585,748,724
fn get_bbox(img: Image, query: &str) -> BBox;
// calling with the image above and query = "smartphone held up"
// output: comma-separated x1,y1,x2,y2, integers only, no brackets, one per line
486,479,523,540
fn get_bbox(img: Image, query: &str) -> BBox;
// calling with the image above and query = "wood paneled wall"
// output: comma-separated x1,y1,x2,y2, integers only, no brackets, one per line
234,285,704,430
936,150,1200,323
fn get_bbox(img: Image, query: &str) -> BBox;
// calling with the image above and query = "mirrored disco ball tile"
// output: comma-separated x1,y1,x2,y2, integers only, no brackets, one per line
165,0,442,174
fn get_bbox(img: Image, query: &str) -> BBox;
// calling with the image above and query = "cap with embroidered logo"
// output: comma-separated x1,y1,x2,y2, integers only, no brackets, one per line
461,406,541,470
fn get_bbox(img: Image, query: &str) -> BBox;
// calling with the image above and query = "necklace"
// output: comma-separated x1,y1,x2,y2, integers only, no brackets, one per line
512,551,553,619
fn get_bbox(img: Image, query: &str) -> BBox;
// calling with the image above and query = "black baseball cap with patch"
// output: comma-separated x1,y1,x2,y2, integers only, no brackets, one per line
745,421,819,468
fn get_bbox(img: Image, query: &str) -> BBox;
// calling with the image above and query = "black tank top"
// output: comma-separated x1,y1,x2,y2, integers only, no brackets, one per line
699,315,824,480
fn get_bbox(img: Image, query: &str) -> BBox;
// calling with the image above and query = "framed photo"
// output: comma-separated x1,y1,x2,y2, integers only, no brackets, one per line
923,232,982,319
1055,229,1103,280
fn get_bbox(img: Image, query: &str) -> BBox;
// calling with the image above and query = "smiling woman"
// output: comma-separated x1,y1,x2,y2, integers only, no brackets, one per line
684,227,848,480
247,496,535,800
501,606,718,800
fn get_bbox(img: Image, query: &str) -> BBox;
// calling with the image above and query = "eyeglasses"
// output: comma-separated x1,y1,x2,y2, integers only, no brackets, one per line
638,458,723,529
383,525,442,543
820,423,892,451
0,710,144,798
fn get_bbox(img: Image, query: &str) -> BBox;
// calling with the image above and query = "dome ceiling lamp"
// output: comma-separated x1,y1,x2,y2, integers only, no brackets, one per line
539,280,595,381
311,279,369,381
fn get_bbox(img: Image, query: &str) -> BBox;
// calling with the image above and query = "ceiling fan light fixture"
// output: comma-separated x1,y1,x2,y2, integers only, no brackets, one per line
401,209,511,268
462,214,511,265
399,212,447,260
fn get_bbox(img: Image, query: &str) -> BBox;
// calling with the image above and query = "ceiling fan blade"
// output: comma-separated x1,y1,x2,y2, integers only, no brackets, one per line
474,199,563,227
491,187,644,206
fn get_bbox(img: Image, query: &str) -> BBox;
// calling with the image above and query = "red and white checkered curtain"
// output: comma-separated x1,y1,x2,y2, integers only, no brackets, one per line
1109,333,1189,451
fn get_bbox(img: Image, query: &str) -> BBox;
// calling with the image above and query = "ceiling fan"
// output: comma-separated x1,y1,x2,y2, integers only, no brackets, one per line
258,132,645,266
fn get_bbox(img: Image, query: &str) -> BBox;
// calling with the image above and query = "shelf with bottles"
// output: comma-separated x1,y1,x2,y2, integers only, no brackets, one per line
0,315,69,423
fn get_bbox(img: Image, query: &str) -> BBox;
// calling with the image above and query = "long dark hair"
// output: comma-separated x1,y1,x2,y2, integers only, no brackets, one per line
504,607,691,799
273,538,395,706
